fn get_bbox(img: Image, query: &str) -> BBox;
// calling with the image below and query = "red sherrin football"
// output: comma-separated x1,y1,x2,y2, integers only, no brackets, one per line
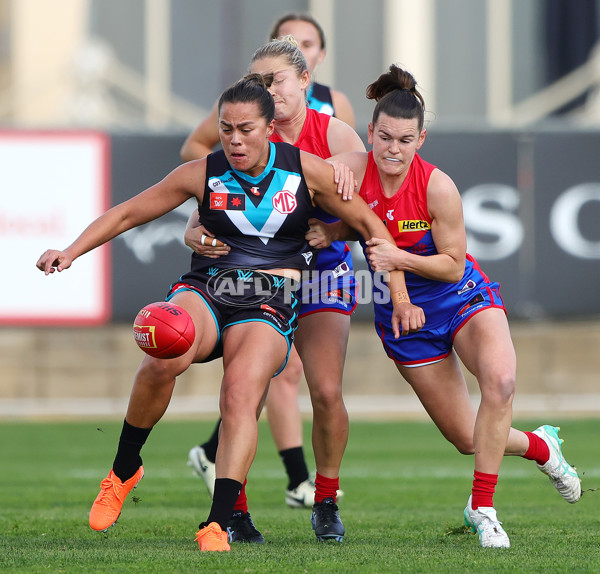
133,301,195,359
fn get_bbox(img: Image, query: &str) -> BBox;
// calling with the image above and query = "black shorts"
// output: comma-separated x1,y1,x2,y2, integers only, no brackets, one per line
166,268,299,374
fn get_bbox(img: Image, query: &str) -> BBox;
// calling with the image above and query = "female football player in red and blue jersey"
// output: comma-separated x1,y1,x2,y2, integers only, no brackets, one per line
181,13,355,164
310,64,581,549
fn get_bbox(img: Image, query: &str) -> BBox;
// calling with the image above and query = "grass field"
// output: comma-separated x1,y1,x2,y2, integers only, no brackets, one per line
1,418,599,573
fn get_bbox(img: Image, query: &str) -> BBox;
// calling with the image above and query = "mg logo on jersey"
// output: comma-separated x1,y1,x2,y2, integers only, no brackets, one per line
272,190,297,214
398,220,431,232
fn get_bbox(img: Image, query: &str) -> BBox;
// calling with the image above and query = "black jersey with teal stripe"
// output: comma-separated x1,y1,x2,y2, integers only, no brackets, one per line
306,82,335,116
192,141,316,271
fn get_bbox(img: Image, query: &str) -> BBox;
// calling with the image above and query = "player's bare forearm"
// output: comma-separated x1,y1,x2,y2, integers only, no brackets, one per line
388,269,425,337
314,188,388,247
37,207,131,274
389,270,410,305
397,249,464,283
367,238,463,283
329,220,357,242
69,208,131,258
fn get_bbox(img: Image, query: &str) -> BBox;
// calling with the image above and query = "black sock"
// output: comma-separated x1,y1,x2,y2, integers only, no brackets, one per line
201,478,243,531
201,418,221,463
279,446,309,490
112,419,152,482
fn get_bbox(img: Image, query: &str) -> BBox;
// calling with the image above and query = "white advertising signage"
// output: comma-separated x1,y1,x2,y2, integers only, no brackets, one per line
0,131,110,325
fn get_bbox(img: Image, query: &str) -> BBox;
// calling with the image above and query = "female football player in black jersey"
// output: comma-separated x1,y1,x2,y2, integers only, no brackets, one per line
37,73,424,552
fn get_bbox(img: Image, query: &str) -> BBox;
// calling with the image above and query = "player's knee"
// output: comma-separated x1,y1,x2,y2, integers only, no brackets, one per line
220,376,261,416
309,381,343,411
481,369,516,407
219,391,249,418
136,355,187,384
443,429,475,455
453,438,475,455
276,358,303,387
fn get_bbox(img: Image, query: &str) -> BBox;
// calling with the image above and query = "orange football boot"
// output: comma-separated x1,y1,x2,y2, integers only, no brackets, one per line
89,466,144,531
195,522,231,552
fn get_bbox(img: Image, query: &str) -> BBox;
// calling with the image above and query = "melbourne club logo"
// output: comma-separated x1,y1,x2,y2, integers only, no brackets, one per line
457,279,477,295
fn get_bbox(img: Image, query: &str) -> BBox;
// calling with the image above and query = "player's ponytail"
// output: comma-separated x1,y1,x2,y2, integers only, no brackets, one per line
367,64,425,131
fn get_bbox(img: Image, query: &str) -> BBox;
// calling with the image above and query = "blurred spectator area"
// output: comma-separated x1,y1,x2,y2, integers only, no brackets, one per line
1,1,599,418
0,0,599,130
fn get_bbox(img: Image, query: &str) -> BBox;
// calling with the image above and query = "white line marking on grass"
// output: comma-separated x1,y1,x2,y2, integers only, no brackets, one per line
4,394,600,419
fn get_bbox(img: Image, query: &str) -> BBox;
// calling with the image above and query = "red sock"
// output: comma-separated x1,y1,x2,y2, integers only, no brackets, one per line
232,479,248,513
314,472,339,503
471,471,498,509
522,431,550,465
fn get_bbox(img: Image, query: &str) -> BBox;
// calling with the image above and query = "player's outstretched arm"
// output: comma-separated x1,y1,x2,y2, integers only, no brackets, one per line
37,161,207,275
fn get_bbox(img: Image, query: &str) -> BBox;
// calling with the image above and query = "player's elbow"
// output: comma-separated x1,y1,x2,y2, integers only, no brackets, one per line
180,143,193,163
445,256,466,283
449,267,465,283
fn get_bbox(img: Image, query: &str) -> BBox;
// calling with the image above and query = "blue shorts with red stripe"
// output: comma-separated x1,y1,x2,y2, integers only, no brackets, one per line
297,246,357,318
374,280,505,367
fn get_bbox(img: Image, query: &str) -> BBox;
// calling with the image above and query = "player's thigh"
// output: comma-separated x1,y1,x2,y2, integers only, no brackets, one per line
453,307,516,384
221,321,290,403
265,346,303,418
398,354,476,450
295,311,351,390
268,345,303,391
168,289,219,361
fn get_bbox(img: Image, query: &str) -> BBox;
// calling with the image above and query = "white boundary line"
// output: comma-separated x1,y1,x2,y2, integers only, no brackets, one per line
2,393,600,419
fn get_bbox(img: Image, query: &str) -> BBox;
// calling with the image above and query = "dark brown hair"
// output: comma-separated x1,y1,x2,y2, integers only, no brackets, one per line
218,73,275,123
366,65,425,131
269,13,326,49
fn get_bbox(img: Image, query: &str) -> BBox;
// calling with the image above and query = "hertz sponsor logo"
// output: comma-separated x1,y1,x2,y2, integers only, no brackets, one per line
398,220,431,232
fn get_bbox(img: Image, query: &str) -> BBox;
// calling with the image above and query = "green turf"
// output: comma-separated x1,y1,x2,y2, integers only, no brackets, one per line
1,418,599,573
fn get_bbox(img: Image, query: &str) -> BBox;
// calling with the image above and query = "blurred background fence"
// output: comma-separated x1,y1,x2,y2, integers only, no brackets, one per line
1,0,599,417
